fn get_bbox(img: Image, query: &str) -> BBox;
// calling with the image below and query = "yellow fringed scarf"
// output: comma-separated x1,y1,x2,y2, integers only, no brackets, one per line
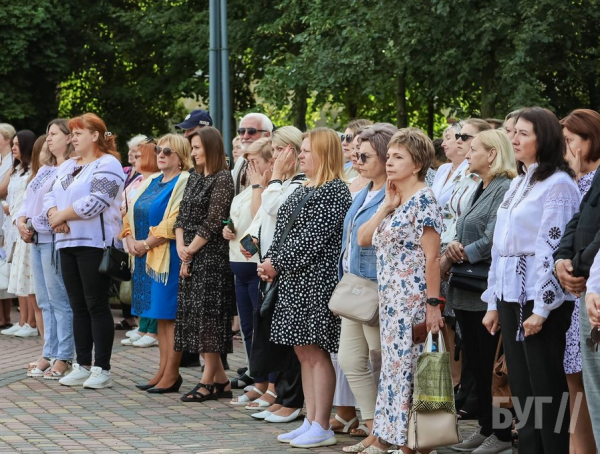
119,171,190,284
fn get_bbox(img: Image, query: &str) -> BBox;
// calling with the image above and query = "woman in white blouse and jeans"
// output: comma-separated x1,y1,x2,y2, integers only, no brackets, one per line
45,113,125,390
482,107,580,454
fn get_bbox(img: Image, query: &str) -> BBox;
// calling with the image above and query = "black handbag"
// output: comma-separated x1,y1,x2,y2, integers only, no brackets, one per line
259,188,315,317
98,213,132,282
448,261,489,294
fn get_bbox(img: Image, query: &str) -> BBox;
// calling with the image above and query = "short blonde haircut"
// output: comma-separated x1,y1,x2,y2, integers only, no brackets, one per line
476,130,517,179
157,133,192,170
243,137,273,161
303,127,346,187
388,128,434,182
0,123,16,141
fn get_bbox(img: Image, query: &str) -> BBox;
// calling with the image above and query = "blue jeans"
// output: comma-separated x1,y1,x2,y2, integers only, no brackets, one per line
579,292,600,445
231,261,260,359
31,243,74,360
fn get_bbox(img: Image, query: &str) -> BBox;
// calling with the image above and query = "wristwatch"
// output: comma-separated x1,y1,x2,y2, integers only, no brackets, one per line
143,241,150,251
252,184,265,190
426,297,442,306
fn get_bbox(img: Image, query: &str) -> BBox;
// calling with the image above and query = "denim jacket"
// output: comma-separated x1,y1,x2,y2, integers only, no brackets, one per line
338,183,385,281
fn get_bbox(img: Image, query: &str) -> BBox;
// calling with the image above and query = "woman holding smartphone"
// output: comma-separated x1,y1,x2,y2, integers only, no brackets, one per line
224,138,279,408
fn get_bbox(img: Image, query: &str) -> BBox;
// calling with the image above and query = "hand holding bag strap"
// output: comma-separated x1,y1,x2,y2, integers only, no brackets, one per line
100,212,106,248
494,334,503,363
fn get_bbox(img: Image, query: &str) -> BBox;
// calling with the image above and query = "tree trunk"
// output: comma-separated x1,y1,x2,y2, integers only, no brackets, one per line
396,69,408,127
587,75,600,113
427,96,435,138
292,86,308,131
480,50,497,118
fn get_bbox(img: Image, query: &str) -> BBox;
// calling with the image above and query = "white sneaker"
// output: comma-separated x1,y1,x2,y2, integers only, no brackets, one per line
125,327,139,338
121,333,142,345
83,366,113,389
132,335,158,348
290,421,336,448
1,324,23,336
277,418,312,443
59,364,91,386
14,323,39,338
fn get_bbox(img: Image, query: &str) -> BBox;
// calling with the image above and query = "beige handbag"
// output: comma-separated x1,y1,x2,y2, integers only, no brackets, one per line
407,409,462,450
407,332,461,450
328,273,379,326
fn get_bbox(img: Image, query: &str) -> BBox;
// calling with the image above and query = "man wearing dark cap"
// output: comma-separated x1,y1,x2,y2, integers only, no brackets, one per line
176,109,213,138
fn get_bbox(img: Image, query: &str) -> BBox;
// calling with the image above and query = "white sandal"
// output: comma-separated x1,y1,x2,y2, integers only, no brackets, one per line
333,414,359,434
27,359,55,378
230,386,264,406
245,390,277,410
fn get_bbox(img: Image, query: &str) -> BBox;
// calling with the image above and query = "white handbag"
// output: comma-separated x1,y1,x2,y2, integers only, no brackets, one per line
328,273,379,326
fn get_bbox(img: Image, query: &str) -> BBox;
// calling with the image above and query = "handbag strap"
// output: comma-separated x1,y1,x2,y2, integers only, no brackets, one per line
494,334,503,362
100,213,106,248
277,188,315,249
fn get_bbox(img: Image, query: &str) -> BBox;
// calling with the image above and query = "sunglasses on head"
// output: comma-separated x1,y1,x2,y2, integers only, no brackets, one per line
455,133,475,142
586,327,600,352
341,134,354,143
154,146,174,156
237,128,267,136
353,152,371,164
144,136,156,144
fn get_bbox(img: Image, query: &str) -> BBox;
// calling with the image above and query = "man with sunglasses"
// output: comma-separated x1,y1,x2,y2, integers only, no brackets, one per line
231,113,273,195
176,109,213,138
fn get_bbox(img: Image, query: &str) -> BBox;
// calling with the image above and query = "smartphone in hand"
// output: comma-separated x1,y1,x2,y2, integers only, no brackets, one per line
239,233,259,256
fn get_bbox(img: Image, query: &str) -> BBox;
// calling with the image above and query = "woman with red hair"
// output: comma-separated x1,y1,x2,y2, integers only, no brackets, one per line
44,113,125,390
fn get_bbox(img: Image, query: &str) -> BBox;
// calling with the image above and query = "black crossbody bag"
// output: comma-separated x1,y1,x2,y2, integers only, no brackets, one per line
259,189,315,317
98,213,132,282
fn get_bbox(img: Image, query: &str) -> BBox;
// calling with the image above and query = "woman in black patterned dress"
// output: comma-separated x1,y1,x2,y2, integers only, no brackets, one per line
258,128,352,448
173,126,235,402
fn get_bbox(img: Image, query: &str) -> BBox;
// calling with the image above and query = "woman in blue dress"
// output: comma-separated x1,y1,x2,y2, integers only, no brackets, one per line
121,134,191,393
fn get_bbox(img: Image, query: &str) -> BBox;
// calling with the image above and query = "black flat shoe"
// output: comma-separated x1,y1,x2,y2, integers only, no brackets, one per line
135,383,156,391
115,319,137,330
147,375,182,394
215,380,233,399
231,373,254,389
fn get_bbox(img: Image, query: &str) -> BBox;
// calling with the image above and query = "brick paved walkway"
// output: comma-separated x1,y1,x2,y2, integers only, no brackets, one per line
0,306,514,453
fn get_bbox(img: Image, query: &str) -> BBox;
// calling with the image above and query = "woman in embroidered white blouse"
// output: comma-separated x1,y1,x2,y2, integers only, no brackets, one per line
482,107,580,454
45,113,125,390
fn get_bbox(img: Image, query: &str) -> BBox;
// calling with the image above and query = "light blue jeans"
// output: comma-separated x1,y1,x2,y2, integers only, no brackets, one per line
579,291,600,445
31,243,74,360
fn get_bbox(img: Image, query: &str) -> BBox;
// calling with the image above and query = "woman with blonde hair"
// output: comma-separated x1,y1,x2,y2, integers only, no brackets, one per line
0,123,16,329
444,130,517,453
258,127,352,448
121,133,191,393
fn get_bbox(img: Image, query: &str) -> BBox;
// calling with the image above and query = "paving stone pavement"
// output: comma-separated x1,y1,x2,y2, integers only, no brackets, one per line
0,306,515,453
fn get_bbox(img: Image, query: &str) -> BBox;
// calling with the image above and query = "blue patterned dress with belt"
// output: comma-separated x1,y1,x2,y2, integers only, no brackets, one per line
132,174,180,320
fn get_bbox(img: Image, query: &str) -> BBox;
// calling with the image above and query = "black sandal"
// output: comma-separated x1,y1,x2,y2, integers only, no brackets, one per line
180,383,217,402
114,319,137,330
215,380,233,399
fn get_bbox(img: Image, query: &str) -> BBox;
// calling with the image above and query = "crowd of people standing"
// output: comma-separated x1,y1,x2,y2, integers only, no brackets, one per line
2,106,600,454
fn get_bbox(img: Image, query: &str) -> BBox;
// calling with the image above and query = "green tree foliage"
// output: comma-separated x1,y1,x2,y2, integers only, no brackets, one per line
0,0,598,144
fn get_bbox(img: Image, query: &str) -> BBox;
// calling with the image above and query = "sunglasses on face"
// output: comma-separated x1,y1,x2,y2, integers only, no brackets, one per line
353,152,371,164
586,327,600,352
341,134,354,143
154,146,174,156
455,133,475,142
237,128,267,136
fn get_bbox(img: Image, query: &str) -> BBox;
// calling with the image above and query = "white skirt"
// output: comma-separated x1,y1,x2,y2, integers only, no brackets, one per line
331,353,358,407
8,239,35,296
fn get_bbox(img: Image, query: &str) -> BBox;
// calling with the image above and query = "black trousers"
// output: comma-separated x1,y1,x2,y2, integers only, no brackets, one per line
274,353,304,408
498,300,573,454
455,309,511,441
60,247,114,370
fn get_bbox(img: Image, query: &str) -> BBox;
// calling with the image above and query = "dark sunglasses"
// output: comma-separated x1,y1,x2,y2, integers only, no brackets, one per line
144,136,156,144
341,134,354,143
455,133,475,141
353,152,371,164
154,146,174,156
237,128,267,136
586,327,600,352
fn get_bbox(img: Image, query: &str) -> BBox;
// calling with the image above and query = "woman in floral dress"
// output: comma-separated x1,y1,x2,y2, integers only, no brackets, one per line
357,128,444,453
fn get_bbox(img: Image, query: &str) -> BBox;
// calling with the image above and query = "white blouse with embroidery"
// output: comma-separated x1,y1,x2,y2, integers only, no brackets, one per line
43,155,125,250
481,164,580,318
441,167,482,245
17,165,58,244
